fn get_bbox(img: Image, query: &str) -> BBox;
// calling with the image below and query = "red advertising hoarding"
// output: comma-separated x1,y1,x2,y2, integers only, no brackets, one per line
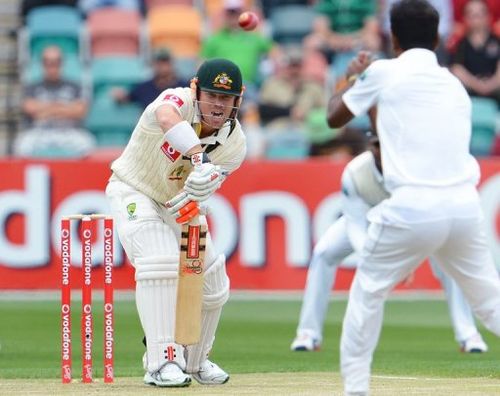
0,157,498,291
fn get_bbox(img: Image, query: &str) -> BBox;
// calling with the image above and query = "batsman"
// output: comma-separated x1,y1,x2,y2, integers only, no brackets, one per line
105,58,246,387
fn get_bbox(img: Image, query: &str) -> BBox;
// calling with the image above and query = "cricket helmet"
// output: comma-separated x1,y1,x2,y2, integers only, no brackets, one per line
195,58,243,97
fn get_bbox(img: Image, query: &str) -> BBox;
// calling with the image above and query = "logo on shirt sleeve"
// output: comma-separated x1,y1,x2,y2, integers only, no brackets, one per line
163,94,184,108
161,142,181,162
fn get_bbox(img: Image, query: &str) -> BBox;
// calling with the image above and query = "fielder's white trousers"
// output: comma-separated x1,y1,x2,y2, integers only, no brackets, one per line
296,217,353,341
341,211,500,394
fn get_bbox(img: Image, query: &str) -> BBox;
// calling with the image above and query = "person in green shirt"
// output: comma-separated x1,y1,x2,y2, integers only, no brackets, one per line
201,0,277,96
308,0,381,52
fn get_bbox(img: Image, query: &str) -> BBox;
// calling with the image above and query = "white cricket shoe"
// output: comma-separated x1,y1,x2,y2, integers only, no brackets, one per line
290,333,320,351
461,333,488,353
192,360,229,385
144,363,192,387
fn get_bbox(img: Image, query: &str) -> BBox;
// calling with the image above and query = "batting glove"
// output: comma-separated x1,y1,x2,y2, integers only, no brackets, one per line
165,191,200,224
185,153,223,202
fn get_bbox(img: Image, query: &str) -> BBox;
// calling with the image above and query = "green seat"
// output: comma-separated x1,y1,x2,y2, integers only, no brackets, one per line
23,53,82,83
85,94,142,147
470,97,497,156
265,129,310,159
91,56,149,98
27,6,82,60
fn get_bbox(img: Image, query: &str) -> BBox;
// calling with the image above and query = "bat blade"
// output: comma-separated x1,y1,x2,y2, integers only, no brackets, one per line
175,218,207,345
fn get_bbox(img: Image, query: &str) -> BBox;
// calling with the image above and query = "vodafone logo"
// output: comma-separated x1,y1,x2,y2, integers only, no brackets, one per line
161,142,181,162
163,94,184,108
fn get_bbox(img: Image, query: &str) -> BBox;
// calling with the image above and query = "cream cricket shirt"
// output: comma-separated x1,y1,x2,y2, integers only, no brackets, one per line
342,49,481,224
111,87,247,204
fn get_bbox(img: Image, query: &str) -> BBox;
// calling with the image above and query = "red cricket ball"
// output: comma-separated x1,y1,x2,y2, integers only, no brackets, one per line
238,11,259,31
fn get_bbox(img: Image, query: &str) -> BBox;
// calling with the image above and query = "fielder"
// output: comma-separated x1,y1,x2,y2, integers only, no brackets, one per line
291,138,488,353
327,1,500,394
105,58,246,387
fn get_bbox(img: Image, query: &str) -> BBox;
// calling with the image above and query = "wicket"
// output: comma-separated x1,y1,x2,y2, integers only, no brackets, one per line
61,214,114,384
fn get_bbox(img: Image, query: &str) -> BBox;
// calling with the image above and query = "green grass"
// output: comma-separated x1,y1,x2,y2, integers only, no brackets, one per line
0,299,498,380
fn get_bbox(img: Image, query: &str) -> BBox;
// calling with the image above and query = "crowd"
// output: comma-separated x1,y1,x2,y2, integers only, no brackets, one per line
13,0,500,158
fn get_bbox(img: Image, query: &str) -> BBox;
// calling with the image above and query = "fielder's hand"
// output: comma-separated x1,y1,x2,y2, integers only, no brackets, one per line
165,191,199,224
346,50,372,81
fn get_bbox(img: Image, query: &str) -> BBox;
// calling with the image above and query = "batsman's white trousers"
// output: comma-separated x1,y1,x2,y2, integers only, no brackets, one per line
341,200,500,394
105,178,218,268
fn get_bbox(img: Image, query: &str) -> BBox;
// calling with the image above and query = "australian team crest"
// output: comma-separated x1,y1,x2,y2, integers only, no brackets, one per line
127,202,137,220
212,73,233,90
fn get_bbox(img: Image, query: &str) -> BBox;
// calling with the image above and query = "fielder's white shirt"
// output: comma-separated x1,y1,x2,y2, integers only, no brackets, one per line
111,87,247,204
343,49,481,224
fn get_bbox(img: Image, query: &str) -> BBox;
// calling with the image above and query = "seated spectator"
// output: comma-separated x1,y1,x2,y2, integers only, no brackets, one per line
449,0,500,105
305,0,381,59
78,0,139,15
111,48,187,109
258,47,325,130
13,46,95,157
201,0,278,100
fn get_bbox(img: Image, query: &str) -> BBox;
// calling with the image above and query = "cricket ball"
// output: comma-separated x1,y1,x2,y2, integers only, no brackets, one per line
238,11,259,31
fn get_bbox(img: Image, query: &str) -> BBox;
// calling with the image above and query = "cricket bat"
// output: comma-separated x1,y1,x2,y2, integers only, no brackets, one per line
175,215,207,345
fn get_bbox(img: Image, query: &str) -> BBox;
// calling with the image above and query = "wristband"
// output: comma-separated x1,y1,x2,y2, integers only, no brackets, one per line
163,120,201,155
190,152,210,167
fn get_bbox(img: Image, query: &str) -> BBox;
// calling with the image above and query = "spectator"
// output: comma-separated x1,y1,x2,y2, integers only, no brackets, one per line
111,48,187,110
305,0,381,60
201,0,277,98
450,0,500,105
13,46,95,157
258,47,325,130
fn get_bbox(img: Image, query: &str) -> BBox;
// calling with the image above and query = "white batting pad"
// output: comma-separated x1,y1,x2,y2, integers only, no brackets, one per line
186,254,229,373
135,256,186,372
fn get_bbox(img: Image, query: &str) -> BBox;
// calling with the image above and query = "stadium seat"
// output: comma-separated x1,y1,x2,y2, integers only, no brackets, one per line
85,94,141,146
90,55,149,98
470,97,497,156
173,56,198,83
78,0,140,15
269,5,316,45
20,0,78,21
87,7,141,58
147,5,202,57
23,53,83,83
25,5,82,60
265,129,310,159
145,0,193,10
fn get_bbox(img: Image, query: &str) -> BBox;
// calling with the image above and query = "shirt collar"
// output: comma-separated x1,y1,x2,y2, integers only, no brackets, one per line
398,48,438,65
193,101,232,145
200,122,232,145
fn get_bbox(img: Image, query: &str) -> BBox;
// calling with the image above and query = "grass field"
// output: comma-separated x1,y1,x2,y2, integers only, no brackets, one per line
0,297,499,395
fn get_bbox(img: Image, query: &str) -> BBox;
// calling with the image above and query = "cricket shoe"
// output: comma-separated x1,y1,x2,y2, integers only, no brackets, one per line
290,333,321,351
461,333,488,353
144,363,192,387
192,360,229,385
